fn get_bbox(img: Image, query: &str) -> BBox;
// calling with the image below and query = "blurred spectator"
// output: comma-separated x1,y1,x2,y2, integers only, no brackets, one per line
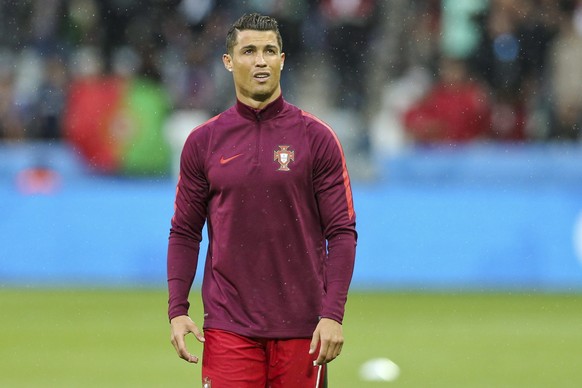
67,0,102,47
34,55,69,140
182,38,220,110
0,50,24,140
319,0,378,110
403,57,492,143
368,1,441,155
30,0,66,54
545,0,582,140
161,3,234,115
469,0,561,140
408,0,442,72
440,0,488,60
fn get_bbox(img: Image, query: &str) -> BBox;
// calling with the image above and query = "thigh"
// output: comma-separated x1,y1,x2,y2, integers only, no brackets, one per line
267,338,327,388
202,329,267,387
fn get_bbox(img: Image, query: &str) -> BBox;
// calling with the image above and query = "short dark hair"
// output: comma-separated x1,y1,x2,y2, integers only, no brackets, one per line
225,13,282,55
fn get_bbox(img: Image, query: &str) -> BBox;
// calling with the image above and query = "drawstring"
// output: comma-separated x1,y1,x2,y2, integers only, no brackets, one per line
315,364,323,388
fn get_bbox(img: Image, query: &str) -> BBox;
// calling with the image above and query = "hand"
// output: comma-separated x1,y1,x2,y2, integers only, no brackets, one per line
309,318,344,365
169,315,205,363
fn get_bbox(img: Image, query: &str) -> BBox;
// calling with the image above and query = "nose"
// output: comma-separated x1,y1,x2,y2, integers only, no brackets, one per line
255,53,267,67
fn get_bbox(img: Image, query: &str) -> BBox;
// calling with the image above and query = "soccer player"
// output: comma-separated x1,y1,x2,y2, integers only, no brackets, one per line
168,13,357,387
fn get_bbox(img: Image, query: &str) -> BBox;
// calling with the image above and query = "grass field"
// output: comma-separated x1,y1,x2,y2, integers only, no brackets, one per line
1,289,582,387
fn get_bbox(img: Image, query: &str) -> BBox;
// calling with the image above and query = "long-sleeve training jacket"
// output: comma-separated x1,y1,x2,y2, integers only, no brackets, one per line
167,94,357,339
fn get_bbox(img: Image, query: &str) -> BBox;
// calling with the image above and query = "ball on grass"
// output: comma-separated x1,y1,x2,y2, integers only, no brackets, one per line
359,357,400,382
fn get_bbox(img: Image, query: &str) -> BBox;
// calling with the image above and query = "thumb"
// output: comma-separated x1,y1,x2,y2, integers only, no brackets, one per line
186,322,205,343
194,328,206,343
309,329,320,355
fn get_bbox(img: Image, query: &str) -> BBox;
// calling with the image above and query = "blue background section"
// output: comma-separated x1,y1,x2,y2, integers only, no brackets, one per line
2,142,582,290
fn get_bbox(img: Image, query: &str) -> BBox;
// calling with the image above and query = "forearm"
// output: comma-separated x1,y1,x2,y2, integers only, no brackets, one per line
321,231,356,323
167,235,200,321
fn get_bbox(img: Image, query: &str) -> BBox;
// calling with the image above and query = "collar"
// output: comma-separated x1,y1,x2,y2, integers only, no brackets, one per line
235,94,285,121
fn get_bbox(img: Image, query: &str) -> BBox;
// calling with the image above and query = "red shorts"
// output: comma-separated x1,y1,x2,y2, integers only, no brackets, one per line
202,329,327,387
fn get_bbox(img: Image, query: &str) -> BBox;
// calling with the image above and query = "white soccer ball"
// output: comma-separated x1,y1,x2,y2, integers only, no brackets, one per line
359,357,400,382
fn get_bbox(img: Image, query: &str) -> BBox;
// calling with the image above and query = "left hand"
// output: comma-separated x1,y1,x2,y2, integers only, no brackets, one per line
309,317,344,365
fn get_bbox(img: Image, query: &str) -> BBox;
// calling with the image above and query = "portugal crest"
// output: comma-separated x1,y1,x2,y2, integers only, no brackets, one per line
274,145,295,171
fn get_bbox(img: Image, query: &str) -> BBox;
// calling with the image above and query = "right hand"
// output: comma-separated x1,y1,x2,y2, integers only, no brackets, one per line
170,315,205,363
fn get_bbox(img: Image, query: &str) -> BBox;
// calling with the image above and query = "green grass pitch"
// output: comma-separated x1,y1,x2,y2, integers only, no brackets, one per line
1,289,581,387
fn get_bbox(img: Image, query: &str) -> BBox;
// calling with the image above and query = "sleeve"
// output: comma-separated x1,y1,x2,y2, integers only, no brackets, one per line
309,118,357,324
167,129,209,321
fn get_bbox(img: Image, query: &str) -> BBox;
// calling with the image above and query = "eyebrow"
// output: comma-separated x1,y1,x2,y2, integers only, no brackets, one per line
239,43,280,53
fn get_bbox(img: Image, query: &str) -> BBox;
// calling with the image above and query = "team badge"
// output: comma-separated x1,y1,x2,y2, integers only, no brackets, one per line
273,145,295,171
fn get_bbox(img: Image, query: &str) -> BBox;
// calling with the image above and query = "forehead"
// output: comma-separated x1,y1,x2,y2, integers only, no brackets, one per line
234,30,280,50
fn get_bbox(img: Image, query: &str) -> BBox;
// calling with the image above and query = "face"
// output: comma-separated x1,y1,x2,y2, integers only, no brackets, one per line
223,29,285,108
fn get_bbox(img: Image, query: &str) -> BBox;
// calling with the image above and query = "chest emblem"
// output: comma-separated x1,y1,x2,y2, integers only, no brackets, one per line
273,145,295,171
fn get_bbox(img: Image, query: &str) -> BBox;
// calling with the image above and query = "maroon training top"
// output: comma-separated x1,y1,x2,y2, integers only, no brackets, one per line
167,95,357,339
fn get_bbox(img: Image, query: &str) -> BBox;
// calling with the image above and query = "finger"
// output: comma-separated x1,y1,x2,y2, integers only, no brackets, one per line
336,343,343,358
171,332,199,363
178,343,199,364
331,338,344,359
321,336,345,364
309,330,320,355
316,338,329,365
328,342,341,362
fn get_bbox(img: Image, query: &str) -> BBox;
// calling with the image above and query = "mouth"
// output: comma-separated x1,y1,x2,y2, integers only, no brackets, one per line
253,71,271,81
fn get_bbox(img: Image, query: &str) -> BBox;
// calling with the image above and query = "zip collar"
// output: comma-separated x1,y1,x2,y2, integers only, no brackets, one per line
235,94,285,121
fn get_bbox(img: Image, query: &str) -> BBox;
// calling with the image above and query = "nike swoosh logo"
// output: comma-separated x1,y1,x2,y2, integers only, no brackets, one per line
220,153,243,165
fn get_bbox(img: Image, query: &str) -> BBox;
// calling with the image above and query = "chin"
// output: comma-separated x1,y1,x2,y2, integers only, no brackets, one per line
252,88,278,102
252,93,272,102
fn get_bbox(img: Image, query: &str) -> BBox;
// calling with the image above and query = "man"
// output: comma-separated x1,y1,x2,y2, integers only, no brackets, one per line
168,13,357,387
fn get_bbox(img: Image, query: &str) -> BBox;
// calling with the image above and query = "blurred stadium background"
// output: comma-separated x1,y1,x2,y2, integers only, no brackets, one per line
2,0,582,386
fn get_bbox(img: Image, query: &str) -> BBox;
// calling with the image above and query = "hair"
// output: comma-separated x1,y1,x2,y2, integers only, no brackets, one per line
225,13,283,55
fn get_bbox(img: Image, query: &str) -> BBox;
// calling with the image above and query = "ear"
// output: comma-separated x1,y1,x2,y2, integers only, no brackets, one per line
223,54,233,72
280,52,285,71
